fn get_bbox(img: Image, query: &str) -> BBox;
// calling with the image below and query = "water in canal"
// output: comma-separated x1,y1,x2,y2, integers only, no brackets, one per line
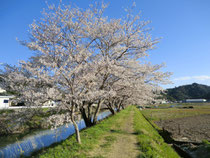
0,111,111,158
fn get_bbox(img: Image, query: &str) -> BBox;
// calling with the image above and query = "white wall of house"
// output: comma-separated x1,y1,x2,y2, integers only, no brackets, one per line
0,96,10,109
0,96,14,109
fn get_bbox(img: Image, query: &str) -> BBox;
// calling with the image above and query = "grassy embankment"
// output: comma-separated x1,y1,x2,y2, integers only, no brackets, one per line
31,106,179,158
141,104,210,158
133,107,179,158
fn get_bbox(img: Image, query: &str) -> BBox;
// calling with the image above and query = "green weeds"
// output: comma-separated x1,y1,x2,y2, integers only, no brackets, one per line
32,106,179,158
133,107,180,158
32,109,129,158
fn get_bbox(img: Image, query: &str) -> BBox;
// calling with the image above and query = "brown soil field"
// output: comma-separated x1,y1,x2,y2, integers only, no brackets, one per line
155,114,210,143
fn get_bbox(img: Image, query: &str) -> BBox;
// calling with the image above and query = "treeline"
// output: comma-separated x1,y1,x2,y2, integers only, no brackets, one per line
165,83,210,101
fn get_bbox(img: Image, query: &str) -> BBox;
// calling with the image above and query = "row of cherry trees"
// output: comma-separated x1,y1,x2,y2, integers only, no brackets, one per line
2,3,170,143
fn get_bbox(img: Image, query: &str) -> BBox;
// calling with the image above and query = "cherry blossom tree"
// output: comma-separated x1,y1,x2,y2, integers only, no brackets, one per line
3,2,171,144
103,61,171,114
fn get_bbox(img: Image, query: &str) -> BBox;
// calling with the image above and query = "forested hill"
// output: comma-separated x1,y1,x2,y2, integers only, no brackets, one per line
166,83,210,101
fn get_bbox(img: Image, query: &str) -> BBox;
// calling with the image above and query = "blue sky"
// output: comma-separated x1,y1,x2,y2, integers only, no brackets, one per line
0,0,210,89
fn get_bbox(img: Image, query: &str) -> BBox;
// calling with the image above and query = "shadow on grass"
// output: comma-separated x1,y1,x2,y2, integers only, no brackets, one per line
109,129,139,136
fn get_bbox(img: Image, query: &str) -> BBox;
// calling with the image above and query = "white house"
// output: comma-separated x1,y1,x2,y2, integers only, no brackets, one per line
0,96,14,109
185,99,207,103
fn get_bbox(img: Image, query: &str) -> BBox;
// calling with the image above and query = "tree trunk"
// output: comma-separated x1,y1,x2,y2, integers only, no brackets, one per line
116,101,122,112
121,104,125,109
93,100,104,125
80,107,93,127
109,107,116,115
71,114,81,144
107,102,116,115
68,102,81,144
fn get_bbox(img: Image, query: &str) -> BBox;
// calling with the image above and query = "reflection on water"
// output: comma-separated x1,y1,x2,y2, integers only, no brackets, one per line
0,111,111,158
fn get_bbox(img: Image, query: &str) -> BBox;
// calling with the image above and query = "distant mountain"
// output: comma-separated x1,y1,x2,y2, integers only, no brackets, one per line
165,83,210,101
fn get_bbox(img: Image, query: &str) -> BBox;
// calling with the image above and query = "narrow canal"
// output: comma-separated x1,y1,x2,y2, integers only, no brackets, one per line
0,111,111,158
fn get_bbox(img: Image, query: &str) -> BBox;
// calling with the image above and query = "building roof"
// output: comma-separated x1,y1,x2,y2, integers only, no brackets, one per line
0,96,15,98
186,99,206,101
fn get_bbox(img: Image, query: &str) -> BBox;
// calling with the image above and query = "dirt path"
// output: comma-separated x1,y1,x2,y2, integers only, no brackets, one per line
106,111,140,158
89,110,140,158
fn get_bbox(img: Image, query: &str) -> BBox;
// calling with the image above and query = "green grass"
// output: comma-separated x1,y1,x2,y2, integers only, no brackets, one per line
141,105,210,122
133,107,180,158
31,108,131,158
31,106,179,158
